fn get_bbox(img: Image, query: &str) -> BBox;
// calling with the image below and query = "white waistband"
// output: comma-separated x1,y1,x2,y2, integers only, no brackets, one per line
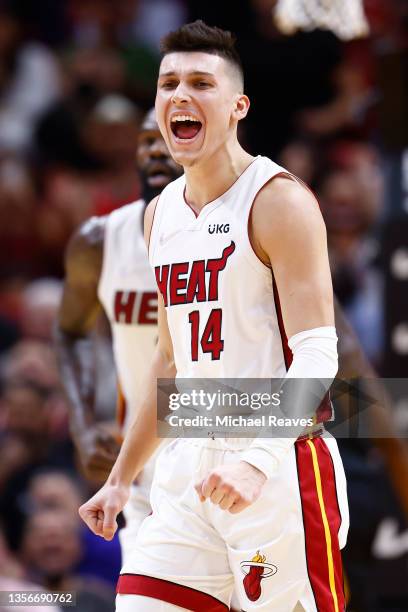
170,424,325,451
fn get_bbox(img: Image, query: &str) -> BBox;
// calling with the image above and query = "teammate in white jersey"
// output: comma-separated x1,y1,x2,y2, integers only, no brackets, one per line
79,22,348,611
55,109,181,562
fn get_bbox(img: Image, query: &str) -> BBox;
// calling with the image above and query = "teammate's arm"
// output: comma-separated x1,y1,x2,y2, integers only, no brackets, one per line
335,300,408,517
55,217,121,482
78,197,177,540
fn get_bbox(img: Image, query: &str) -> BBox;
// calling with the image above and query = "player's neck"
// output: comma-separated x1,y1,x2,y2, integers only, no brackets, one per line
184,143,254,212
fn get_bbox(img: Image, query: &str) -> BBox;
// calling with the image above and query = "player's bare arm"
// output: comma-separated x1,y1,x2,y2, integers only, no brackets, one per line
252,176,334,334
79,196,177,539
55,217,121,481
196,176,336,513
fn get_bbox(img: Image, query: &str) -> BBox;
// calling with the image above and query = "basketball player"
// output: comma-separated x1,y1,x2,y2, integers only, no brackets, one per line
79,21,348,611
55,108,182,562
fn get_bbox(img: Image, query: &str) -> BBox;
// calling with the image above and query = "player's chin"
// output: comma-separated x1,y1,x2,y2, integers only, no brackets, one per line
174,141,206,165
170,148,202,167
169,133,204,162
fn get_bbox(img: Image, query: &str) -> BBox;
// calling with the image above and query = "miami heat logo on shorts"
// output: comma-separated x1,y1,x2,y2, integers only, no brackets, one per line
240,550,277,602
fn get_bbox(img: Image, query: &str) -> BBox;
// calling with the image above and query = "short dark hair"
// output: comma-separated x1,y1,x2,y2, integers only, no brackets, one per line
160,20,244,90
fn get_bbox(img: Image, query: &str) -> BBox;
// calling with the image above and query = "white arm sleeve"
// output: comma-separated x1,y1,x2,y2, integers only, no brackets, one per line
240,326,338,479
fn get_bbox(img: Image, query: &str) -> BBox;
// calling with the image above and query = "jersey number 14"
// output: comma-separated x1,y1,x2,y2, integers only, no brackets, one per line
188,309,224,361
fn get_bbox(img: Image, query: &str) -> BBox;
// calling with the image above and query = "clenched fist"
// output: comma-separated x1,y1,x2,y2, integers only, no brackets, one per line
195,461,266,513
79,482,129,540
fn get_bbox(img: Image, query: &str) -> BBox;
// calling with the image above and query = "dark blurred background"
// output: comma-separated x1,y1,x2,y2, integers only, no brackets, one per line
0,1,407,610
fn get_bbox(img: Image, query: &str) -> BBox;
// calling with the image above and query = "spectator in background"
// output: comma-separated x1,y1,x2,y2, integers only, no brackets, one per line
0,1,61,155
36,93,141,276
83,94,141,215
316,140,385,366
0,159,40,278
1,521,61,612
67,0,160,105
34,47,130,276
23,469,122,590
36,171,95,278
0,278,62,386
0,522,24,581
1,340,59,390
36,46,126,171
130,0,187,52
0,379,74,551
279,136,388,367
1,380,54,456
24,470,84,516
20,279,62,342
279,139,318,187
20,509,115,612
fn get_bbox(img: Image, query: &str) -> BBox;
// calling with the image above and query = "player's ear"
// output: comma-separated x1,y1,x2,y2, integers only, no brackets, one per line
233,94,250,121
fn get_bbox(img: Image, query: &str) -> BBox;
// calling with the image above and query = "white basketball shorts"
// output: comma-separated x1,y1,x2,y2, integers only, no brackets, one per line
117,434,348,611
119,442,168,564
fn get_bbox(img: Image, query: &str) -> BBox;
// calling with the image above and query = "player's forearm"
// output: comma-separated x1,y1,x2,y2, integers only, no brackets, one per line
107,346,176,487
242,326,338,478
54,325,97,438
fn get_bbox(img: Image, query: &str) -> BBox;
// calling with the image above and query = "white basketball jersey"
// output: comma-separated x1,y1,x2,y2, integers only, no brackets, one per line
149,156,290,379
149,156,332,424
98,200,158,430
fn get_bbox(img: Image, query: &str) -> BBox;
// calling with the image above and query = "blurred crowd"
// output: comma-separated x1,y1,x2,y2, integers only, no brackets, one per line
0,1,407,611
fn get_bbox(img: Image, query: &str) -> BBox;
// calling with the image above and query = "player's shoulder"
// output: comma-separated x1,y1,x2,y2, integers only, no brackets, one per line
107,198,145,223
144,195,160,219
251,170,326,253
144,195,160,245
254,171,322,228
65,215,106,276
259,172,317,212
69,215,106,252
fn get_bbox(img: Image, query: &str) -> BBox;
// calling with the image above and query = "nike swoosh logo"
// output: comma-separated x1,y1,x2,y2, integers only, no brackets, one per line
159,229,182,246
372,517,408,559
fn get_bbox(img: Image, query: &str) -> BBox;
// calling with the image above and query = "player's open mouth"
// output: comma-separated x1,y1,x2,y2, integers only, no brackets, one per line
170,114,203,142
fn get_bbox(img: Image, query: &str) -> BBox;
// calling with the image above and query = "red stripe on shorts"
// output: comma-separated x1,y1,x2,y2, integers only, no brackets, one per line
296,437,345,612
117,574,229,611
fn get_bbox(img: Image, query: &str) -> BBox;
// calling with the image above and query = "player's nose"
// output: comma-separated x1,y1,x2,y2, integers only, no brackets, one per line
171,83,191,105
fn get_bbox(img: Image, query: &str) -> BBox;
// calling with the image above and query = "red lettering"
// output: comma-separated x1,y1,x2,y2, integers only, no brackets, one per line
157,241,235,307
114,291,136,323
201,308,224,360
169,262,188,305
188,308,224,361
206,241,235,301
186,260,206,303
138,292,158,324
188,310,200,361
155,265,169,306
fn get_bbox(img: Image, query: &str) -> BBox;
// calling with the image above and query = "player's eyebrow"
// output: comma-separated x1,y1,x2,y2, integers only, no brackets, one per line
158,70,215,78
